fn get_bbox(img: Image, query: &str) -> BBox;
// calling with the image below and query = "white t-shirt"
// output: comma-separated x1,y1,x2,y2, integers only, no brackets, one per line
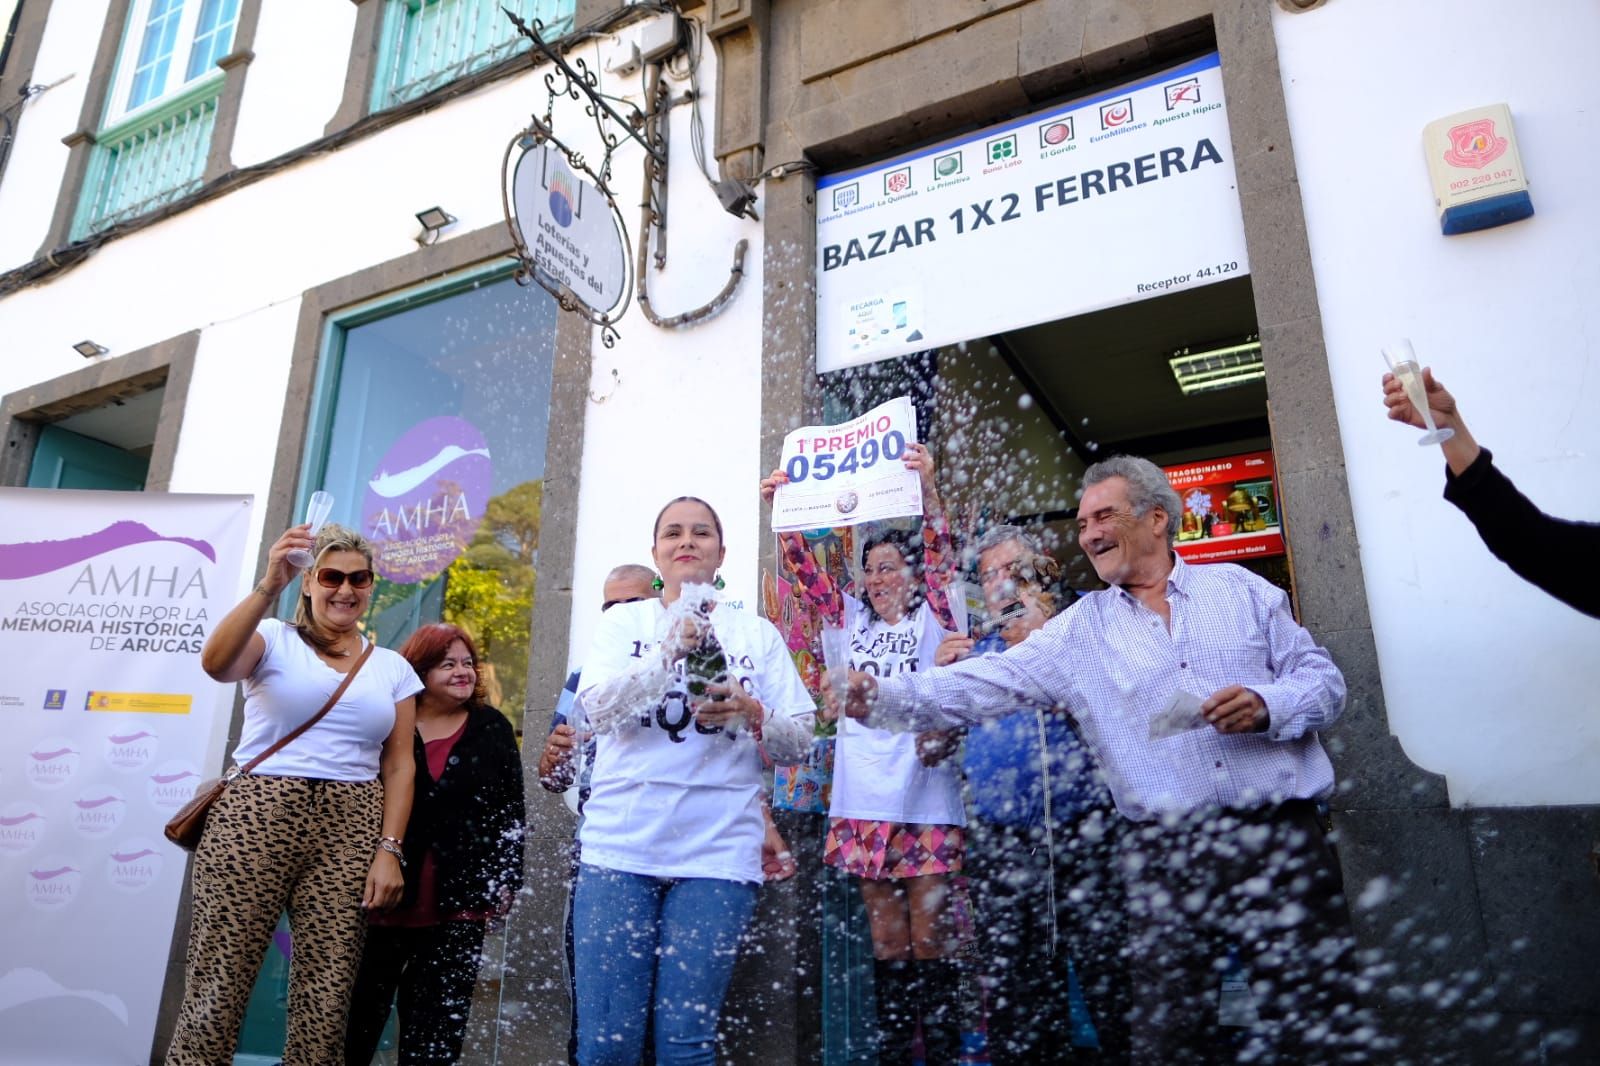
234,618,423,781
577,599,816,884
829,595,966,826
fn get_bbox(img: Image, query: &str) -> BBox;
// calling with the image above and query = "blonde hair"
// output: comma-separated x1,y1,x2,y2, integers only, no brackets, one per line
292,523,375,654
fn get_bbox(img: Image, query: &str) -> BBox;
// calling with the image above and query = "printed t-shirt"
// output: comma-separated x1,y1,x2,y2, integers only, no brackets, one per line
576,599,816,884
234,617,423,781
829,595,966,826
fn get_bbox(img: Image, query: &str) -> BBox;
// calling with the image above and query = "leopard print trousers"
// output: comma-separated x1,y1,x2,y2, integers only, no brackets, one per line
167,774,383,1065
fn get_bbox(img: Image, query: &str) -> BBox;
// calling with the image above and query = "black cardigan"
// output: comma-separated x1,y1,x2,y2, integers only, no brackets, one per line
1443,448,1600,619
399,703,527,914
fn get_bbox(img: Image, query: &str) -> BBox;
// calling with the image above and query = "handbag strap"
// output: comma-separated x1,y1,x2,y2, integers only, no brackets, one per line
235,640,377,776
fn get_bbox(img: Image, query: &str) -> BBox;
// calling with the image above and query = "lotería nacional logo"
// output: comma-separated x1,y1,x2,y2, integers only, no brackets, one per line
25,738,80,790
146,762,202,810
26,856,83,910
832,183,860,211
986,134,1018,164
934,152,962,178
107,837,164,893
1100,98,1134,129
1039,119,1074,147
42,689,66,711
1165,78,1201,110
72,788,127,838
104,729,158,771
1443,118,1509,170
884,167,912,195
0,801,46,855
835,491,860,515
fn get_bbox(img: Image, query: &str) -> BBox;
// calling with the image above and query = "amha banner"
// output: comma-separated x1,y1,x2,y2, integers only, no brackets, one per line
0,489,251,1064
815,52,1249,373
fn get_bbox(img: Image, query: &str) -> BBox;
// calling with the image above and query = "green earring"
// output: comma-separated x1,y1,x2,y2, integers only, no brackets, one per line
651,575,664,591
713,573,726,590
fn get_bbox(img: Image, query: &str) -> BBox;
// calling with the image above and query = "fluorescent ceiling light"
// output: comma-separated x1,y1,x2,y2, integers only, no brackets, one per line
1169,338,1263,395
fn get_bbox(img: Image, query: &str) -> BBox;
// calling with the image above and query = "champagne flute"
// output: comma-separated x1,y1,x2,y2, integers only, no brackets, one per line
1382,340,1455,446
284,491,335,569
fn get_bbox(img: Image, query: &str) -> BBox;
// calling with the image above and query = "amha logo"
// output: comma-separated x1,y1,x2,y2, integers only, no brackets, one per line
104,729,158,770
0,801,46,854
107,837,164,893
72,788,127,838
25,739,80,790
26,856,83,910
146,762,202,810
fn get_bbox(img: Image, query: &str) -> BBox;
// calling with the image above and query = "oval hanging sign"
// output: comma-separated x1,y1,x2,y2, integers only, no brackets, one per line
511,143,628,317
363,416,493,585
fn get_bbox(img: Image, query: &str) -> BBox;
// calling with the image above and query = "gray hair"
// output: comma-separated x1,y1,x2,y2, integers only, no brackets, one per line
606,563,656,585
1083,456,1182,545
974,523,1045,559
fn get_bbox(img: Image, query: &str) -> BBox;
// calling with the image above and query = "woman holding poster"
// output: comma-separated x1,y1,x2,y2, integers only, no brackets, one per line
168,524,420,1066
760,443,967,1065
571,496,816,1066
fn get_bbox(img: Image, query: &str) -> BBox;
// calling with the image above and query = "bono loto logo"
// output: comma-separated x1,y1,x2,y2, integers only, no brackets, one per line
146,763,202,810
72,789,127,838
26,858,83,910
26,739,80,789
107,838,164,893
104,729,158,770
0,802,47,854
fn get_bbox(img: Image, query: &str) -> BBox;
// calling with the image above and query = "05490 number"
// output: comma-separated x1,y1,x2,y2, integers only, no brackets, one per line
786,430,906,484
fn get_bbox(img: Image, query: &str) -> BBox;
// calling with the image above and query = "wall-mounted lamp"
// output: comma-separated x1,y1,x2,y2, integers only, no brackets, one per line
1169,337,1263,395
415,206,458,246
72,340,108,358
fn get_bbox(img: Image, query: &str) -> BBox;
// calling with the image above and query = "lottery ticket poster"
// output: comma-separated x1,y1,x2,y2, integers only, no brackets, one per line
770,397,923,533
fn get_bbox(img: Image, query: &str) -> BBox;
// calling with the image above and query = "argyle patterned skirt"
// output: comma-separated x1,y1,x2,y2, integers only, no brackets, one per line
823,817,964,880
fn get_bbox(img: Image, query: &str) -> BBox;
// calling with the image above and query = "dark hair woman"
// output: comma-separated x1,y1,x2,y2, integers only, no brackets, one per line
172,524,421,1065
571,496,816,1066
345,623,526,1066
760,442,967,1064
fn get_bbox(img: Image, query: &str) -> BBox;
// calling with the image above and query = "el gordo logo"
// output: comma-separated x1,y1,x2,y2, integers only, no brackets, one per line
26,737,80,790
107,837,164,893
104,729,158,770
26,855,82,910
0,801,46,854
72,788,127,838
146,762,202,810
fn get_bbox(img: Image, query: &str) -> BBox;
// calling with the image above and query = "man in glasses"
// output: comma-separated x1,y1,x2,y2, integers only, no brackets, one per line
935,526,1130,1064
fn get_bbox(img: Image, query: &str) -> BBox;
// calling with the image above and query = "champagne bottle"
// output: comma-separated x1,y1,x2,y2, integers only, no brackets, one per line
685,630,730,698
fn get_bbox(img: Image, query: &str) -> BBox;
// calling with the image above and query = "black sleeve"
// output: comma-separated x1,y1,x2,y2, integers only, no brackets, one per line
487,713,528,900
1443,448,1600,618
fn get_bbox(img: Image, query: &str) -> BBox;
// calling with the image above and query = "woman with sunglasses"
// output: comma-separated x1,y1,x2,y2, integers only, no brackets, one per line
170,524,421,1066
572,496,816,1066
760,442,966,1065
345,622,525,1065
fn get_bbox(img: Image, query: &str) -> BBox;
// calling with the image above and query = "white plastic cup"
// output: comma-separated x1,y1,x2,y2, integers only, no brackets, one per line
284,490,335,569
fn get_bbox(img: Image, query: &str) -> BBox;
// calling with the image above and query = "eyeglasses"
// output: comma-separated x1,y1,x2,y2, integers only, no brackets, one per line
602,596,647,612
316,567,374,590
978,560,1036,588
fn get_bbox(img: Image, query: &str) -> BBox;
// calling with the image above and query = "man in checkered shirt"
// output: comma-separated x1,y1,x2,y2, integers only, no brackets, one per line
831,455,1374,1063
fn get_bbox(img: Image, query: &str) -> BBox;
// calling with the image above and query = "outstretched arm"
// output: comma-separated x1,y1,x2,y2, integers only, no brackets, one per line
761,469,846,627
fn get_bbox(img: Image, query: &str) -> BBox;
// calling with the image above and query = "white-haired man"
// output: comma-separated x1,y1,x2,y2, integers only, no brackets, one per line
832,456,1366,1063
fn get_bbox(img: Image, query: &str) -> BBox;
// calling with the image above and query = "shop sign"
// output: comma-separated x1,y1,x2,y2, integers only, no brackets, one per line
510,143,628,317
815,52,1249,373
1164,450,1286,564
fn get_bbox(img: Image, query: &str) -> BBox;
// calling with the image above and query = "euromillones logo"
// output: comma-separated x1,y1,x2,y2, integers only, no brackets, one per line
1100,98,1134,129
1164,78,1201,110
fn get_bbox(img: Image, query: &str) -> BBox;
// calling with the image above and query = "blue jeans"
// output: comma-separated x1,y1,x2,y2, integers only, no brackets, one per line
573,864,758,1066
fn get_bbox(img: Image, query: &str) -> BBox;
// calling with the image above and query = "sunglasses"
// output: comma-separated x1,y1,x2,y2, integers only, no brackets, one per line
315,567,375,590
602,596,647,612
